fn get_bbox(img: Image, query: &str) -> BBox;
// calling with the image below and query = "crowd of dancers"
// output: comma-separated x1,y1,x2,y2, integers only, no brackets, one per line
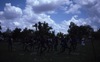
0,22,87,55
4,34,81,55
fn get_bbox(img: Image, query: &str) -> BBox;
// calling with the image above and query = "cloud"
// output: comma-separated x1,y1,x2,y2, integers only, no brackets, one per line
3,3,22,19
74,0,100,30
26,0,66,6
0,2,63,33
65,4,81,14
0,3,27,31
32,4,58,13
50,15,91,34
26,0,68,14
0,0,75,33
22,0,100,32
0,11,4,20
60,0,81,14
74,0,96,6
0,0,100,34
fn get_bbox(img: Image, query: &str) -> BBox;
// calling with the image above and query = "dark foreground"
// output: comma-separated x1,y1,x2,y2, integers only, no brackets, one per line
0,40,100,62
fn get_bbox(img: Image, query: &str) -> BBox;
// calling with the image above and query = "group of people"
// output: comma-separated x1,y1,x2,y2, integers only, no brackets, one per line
4,34,82,55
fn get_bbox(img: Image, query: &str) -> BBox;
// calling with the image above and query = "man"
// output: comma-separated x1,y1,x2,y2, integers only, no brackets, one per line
8,36,13,52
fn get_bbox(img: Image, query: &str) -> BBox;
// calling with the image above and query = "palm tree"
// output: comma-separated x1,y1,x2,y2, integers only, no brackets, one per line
43,22,52,35
33,23,38,31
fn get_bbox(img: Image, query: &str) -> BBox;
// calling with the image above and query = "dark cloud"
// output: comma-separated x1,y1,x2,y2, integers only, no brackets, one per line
32,3,58,13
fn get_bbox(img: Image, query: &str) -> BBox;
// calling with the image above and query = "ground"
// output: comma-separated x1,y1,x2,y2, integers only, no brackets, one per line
0,40,100,62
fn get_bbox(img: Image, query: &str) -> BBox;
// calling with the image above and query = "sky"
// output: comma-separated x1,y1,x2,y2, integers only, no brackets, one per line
0,0,100,34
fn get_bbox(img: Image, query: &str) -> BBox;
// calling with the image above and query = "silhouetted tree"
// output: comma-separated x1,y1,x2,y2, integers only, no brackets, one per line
33,23,38,31
93,29,100,40
68,22,79,38
68,22,80,52
78,25,93,41
12,28,21,41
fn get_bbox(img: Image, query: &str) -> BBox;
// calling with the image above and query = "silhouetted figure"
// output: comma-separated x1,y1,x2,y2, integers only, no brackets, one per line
53,36,58,51
47,37,53,52
81,37,85,46
68,36,77,54
38,36,47,54
24,38,30,52
8,37,13,52
46,37,51,52
60,36,67,53
0,35,4,42
29,38,34,52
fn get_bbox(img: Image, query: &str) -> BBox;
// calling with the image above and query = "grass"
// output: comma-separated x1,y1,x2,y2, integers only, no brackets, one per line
0,40,100,62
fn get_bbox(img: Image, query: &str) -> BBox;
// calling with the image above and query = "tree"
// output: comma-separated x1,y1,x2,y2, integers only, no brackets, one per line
78,25,93,40
68,22,79,38
42,21,52,36
93,29,100,40
4,28,12,37
33,23,38,31
32,21,53,38
38,22,42,31
12,28,21,42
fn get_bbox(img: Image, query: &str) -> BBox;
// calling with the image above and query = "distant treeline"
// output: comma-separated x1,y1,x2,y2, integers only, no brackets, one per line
0,21,100,41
